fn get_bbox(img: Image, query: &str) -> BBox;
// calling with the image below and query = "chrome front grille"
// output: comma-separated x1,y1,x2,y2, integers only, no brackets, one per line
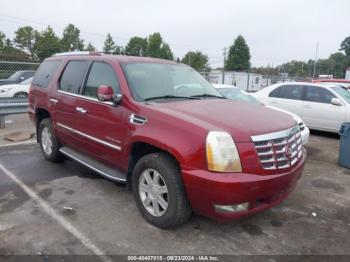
251,126,303,170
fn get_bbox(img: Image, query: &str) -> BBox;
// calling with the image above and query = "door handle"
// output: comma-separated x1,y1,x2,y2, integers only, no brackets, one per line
76,107,87,114
49,98,59,104
270,100,278,104
304,105,312,109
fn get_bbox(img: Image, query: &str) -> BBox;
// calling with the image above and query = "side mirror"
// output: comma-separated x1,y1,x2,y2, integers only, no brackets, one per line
97,85,114,102
20,76,25,80
97,85,123,106
331,98,343,106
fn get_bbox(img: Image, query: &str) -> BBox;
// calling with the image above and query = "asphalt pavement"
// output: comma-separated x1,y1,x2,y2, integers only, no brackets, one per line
0,131,349,259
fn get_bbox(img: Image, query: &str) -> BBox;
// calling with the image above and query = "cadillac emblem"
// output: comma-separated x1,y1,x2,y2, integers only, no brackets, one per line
285,144,293,159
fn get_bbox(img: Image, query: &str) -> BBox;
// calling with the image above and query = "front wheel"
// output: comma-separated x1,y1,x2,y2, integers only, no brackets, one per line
39,118,63,162
132,152,192,229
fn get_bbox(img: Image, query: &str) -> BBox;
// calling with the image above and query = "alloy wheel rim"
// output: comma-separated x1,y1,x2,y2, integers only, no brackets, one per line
41,127,53,155
138,168,169,217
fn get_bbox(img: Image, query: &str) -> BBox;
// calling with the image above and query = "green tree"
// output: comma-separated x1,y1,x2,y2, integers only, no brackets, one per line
13,26,36,57
33,26,61,61
340,36,350,66
125,36,148,56
85,42,96,51
0,31,6,50
61,24,84,51
0,38,31,61
225,35,251,71
103,34,115,53
147,32,173,60
160,43,173,60
340,36,350,57
328,52,347,78
181,51,209,71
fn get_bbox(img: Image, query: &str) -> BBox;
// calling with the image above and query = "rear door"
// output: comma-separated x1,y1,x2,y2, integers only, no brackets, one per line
301,85,346,131
267,84,303,116
74,61,129,170
50,60,90,148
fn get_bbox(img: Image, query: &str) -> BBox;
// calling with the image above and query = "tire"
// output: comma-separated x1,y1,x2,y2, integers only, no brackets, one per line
38,118,63,162
13,92,28,99
132,152,192,229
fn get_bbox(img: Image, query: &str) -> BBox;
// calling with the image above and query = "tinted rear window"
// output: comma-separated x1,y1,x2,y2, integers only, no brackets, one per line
32,60,61,88
59,61,89,94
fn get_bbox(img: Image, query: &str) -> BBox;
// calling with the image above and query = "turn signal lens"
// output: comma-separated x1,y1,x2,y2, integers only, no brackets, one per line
206,131,242,172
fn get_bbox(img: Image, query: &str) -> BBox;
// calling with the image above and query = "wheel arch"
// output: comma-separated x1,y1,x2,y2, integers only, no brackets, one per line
126,140,183,189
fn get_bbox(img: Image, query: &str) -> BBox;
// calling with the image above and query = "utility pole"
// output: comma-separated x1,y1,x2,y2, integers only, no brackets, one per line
222,47,227,84
312,42,319,79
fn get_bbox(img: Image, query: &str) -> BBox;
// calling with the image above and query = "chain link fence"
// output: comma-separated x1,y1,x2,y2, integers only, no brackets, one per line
200,70,312,92
0,60,40,79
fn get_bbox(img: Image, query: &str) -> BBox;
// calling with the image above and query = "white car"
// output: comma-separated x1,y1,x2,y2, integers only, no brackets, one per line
213,84,310,144
0,77,33,98
253,82,350,133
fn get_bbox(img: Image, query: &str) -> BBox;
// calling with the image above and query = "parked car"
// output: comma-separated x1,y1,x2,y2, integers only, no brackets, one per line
0,77,33,98
213,84,309,144
29,52,306,229
0,70,35,86
254,82,350,133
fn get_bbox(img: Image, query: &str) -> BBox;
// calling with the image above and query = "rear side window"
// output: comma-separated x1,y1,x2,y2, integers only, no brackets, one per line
32,60,61,88
82,62,119,98
59,61,88,94
270,85,302,100
304,86,335,104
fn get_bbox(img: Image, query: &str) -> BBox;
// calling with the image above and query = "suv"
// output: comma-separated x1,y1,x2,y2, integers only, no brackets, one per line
29,52,306,229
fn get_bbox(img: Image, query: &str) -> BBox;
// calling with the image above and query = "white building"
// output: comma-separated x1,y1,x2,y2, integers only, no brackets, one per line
346,68,350,80
206,70,270,92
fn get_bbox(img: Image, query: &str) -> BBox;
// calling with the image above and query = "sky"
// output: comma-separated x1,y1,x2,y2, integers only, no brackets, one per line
0,0,349,67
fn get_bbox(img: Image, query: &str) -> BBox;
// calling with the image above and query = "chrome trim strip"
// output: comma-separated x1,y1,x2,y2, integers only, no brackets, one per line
59,148,126,182
58,90,114,106
251,125,300,142
57,123,121,151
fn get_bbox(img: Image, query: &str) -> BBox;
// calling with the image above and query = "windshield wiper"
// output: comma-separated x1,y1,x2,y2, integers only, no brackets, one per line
190,94,226,99
144,95,199,101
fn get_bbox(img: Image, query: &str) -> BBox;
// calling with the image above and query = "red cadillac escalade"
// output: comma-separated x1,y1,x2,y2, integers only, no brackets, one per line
28,52,306,229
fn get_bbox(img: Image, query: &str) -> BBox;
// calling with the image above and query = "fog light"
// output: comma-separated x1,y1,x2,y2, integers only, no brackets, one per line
214,202,249,213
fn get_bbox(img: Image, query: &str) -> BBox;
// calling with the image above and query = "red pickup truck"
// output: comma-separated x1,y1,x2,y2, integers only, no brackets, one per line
29,52,306,229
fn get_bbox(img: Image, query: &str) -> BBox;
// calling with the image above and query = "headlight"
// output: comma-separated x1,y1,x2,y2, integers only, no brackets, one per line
206,131,242,172
0,88,12,93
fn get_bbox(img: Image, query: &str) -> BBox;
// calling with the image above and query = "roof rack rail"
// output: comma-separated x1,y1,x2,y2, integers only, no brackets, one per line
53,51,101,57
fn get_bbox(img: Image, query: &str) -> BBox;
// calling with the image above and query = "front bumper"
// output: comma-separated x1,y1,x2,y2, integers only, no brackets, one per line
182,149,306,222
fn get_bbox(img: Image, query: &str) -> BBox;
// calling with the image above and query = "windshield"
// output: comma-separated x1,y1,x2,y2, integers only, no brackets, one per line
122,63,223,102
331,86,350,104
8,71,22,81
20,77,33,85
217,88,262,105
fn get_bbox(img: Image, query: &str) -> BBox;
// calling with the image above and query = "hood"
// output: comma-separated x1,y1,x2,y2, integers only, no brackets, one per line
265,105,302,124
149,99,297,142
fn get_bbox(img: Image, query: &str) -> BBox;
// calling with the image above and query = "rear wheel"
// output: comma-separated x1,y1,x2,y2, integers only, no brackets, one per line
13,92,28,99
39,118,63,162
132,152,192,229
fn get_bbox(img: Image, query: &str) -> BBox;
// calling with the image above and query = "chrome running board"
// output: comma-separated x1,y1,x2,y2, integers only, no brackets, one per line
59,146,126,183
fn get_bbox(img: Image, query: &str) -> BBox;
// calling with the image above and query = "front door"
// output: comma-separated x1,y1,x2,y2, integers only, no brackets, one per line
75,61,129,170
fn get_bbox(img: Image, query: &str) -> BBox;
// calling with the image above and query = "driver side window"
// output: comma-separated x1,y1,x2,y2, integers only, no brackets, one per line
82,62,120,98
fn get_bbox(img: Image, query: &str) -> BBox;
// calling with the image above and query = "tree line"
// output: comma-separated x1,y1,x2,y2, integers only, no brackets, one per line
252,38,350,78
0,23,349,77
0,24,211,72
